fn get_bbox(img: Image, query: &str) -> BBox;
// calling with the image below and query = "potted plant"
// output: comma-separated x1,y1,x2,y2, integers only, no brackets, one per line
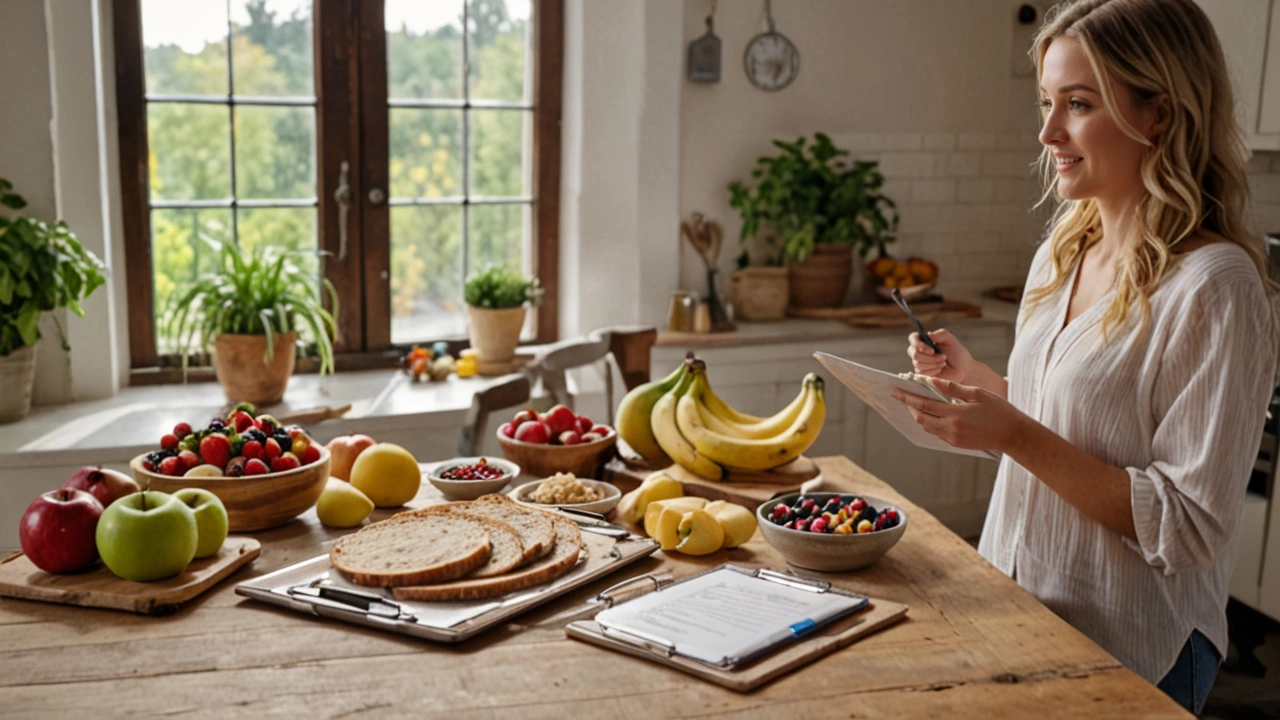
464,265,541,365
729,132,899,309
165,239,337,406
0,179,106,423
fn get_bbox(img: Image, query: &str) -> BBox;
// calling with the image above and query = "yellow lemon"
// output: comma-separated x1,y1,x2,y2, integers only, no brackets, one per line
703,500,758,548
349,443,422,507
316,479,374,528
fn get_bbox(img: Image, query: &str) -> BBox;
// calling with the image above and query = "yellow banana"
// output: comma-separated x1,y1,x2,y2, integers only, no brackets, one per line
695,374,811,440
677,369,825,471
702,384,764,424
615,362,685,466
650,365,724,480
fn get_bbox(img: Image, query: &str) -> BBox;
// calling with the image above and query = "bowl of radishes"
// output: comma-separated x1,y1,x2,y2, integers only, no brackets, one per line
495,405,617,480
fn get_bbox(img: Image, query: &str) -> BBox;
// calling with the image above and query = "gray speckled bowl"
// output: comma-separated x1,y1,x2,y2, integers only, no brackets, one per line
756,492,907,572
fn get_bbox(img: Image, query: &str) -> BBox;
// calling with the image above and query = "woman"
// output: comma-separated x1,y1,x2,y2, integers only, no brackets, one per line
892,0,1278,713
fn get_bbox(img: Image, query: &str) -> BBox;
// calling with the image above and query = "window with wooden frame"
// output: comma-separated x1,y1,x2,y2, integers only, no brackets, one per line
114,0,561,381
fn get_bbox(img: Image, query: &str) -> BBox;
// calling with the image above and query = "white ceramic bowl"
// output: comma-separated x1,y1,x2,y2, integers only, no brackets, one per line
756,492,907,572
425,456,520,501
508,478,622,516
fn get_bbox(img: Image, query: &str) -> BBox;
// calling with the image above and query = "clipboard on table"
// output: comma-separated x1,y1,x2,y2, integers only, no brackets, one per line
813,351,1000,460
565,564,908,692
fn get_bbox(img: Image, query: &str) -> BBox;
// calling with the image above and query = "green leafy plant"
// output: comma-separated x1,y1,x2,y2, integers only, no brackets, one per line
0,179,106,357
164,238,338,374
728,132,899,264
464,265,542,309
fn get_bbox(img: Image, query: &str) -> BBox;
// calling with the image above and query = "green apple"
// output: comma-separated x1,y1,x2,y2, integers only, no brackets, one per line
95,491,198,581
172,488,229,559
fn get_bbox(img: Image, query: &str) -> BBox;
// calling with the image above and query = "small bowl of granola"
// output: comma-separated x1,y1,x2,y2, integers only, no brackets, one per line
509,473,622,516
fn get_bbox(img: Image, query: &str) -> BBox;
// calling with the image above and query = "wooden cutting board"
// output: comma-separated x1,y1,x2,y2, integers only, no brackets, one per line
0,537,260,615
603,457,826,509
786,300,981,327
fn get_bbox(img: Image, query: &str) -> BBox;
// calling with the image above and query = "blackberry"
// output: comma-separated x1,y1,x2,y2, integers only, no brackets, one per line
273,431,292,453
247,429,267,443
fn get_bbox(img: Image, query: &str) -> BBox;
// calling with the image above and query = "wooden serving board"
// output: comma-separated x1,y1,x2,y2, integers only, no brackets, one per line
840,300,981,329
603,457,826,509
0,537,260,615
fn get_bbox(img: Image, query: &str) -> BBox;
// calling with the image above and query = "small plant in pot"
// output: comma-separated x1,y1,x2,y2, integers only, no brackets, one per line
165,239,337,406
0,179,106,423
729,132,899,309
464,265,541,366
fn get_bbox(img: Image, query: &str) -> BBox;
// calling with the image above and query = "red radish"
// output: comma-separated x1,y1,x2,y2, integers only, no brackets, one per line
514,420,550,444
580,432,603,443
576,416,593,434
589,424,613,437
542,405,578,436
199,434,232,470
160,434,179,451
558,430,582,446
512,409,538,426
498,422,516,439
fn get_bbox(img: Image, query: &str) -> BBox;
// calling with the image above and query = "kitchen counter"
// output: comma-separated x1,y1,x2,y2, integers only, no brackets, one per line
0,456,1186,717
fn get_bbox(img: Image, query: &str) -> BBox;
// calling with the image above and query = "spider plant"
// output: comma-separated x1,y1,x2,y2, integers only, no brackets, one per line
164,239,338,374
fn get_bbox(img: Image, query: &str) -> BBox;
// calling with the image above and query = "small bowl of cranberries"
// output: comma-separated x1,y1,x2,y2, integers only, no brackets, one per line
425,456,521,501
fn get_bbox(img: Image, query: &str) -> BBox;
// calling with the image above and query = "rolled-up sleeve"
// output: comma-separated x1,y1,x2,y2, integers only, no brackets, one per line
1125,285,1276,574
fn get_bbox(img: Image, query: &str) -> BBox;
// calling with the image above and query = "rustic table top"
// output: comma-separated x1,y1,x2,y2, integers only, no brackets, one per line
0,456,1188,718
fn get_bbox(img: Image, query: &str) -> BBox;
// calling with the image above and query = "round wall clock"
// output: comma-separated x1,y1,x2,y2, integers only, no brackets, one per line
744,1,799,91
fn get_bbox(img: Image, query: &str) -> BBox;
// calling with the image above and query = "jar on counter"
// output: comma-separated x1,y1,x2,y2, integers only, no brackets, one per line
667,291,696,332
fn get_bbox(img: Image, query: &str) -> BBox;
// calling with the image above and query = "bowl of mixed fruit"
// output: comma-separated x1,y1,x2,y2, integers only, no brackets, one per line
756,492,906,572
130,403,330,532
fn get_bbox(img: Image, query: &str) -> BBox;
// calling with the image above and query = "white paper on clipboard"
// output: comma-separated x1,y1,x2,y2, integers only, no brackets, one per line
813,351,1000,460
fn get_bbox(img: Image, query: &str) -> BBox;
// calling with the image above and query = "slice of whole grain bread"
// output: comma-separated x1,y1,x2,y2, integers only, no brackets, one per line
330,513,496,587
412,505,527,578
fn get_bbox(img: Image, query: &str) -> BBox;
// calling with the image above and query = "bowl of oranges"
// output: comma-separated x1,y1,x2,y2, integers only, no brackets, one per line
868,256,939,302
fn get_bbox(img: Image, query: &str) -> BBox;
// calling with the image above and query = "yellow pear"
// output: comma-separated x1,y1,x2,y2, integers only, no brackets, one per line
644,496,707,542
703,500,758,549
349,443,422,507
675,509,725,556
316,479,375,528
616,472,684,524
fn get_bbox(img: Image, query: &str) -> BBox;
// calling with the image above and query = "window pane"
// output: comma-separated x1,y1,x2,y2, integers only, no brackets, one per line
390,109,463,198
468,203,527,277
230,0,314,97
234,106,316,200
469,110,528,197
238,207,319,276
387,0,463,100
148,103,232,200
467,0,530,102
391,205,465,343
142,0,229,96
151,208,233,352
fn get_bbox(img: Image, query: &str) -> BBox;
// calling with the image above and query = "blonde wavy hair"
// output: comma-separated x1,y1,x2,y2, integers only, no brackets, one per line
1026,0,1273,335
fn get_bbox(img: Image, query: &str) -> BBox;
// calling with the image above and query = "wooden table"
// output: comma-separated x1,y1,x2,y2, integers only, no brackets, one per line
0,457,1189,718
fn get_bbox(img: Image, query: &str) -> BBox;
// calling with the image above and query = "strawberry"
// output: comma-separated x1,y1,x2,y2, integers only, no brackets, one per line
199,434,232,470
160,433,179,451
231,411,255,434
177,450,201,472
241,440,264,461
264,438,282,462
299,444,321,466
159,456,182,476
271,453,301,473
244,458,270,476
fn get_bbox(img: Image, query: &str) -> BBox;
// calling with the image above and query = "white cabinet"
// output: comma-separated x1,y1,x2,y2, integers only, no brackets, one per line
1196,0,1280,150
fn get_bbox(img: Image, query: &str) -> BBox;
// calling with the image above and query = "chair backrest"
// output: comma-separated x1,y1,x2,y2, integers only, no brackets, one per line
534,326,657,425
457,372,531,457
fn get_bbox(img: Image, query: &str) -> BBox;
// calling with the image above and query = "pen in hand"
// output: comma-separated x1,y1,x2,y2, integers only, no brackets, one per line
889,288,949,367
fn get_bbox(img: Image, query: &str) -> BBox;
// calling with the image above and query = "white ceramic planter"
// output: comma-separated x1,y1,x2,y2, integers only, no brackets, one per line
0,345,36,424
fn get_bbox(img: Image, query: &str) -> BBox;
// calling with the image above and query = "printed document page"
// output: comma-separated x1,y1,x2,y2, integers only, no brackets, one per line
594,568,863,666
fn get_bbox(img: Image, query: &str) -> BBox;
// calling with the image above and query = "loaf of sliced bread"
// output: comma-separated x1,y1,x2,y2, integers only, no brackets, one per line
415,505,526,578
331,514,497,587
393,514,583,602
472,493,558,559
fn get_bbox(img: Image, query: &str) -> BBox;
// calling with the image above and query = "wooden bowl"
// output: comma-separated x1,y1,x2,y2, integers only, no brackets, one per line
495,430,618,479
129,446,330,532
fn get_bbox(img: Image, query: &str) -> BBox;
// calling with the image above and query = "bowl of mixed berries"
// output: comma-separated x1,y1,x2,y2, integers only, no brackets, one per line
756,492,906,572
129,403,330,532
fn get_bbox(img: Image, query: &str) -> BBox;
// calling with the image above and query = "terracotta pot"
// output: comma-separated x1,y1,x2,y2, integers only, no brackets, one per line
212,332,297,406
0,345,36,424
728,267,790,321
466,305,526,363
788,243,854,309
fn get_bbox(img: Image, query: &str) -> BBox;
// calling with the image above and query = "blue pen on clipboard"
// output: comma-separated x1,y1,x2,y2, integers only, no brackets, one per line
727,618,822,665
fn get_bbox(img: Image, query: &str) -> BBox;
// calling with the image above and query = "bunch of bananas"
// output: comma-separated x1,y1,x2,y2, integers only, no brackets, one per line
616,357,826,480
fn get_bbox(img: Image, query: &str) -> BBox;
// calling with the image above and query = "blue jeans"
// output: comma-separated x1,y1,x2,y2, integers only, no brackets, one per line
1156,630,1221,715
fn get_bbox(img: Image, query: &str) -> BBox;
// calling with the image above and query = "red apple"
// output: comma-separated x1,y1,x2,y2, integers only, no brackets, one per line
19,489,104,573
498,421,516,439
61,466,139,508
542,405,579,436
325,433,376,480
589,424,613,437
576,416,593,434
558,430,583,446
512,409,538,426
514,420,550,444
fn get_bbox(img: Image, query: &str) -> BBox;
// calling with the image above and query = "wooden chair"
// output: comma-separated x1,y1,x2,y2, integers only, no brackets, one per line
536,326,657,426
457,372,531,457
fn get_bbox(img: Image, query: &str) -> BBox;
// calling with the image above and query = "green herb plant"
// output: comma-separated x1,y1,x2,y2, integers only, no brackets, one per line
729,132,899,265
164,238,338,374
0,179,106,357
464,265,542,309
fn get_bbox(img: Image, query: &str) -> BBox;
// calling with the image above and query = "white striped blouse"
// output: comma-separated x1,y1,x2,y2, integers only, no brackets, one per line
977,240,1278,684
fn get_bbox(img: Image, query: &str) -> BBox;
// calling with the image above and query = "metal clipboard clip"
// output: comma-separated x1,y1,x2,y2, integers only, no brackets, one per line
287,577,417,622
752,567,831,593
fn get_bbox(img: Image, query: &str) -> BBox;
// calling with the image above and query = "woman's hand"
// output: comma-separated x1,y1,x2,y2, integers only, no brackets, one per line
907,328,974,384
891,377,1029,453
